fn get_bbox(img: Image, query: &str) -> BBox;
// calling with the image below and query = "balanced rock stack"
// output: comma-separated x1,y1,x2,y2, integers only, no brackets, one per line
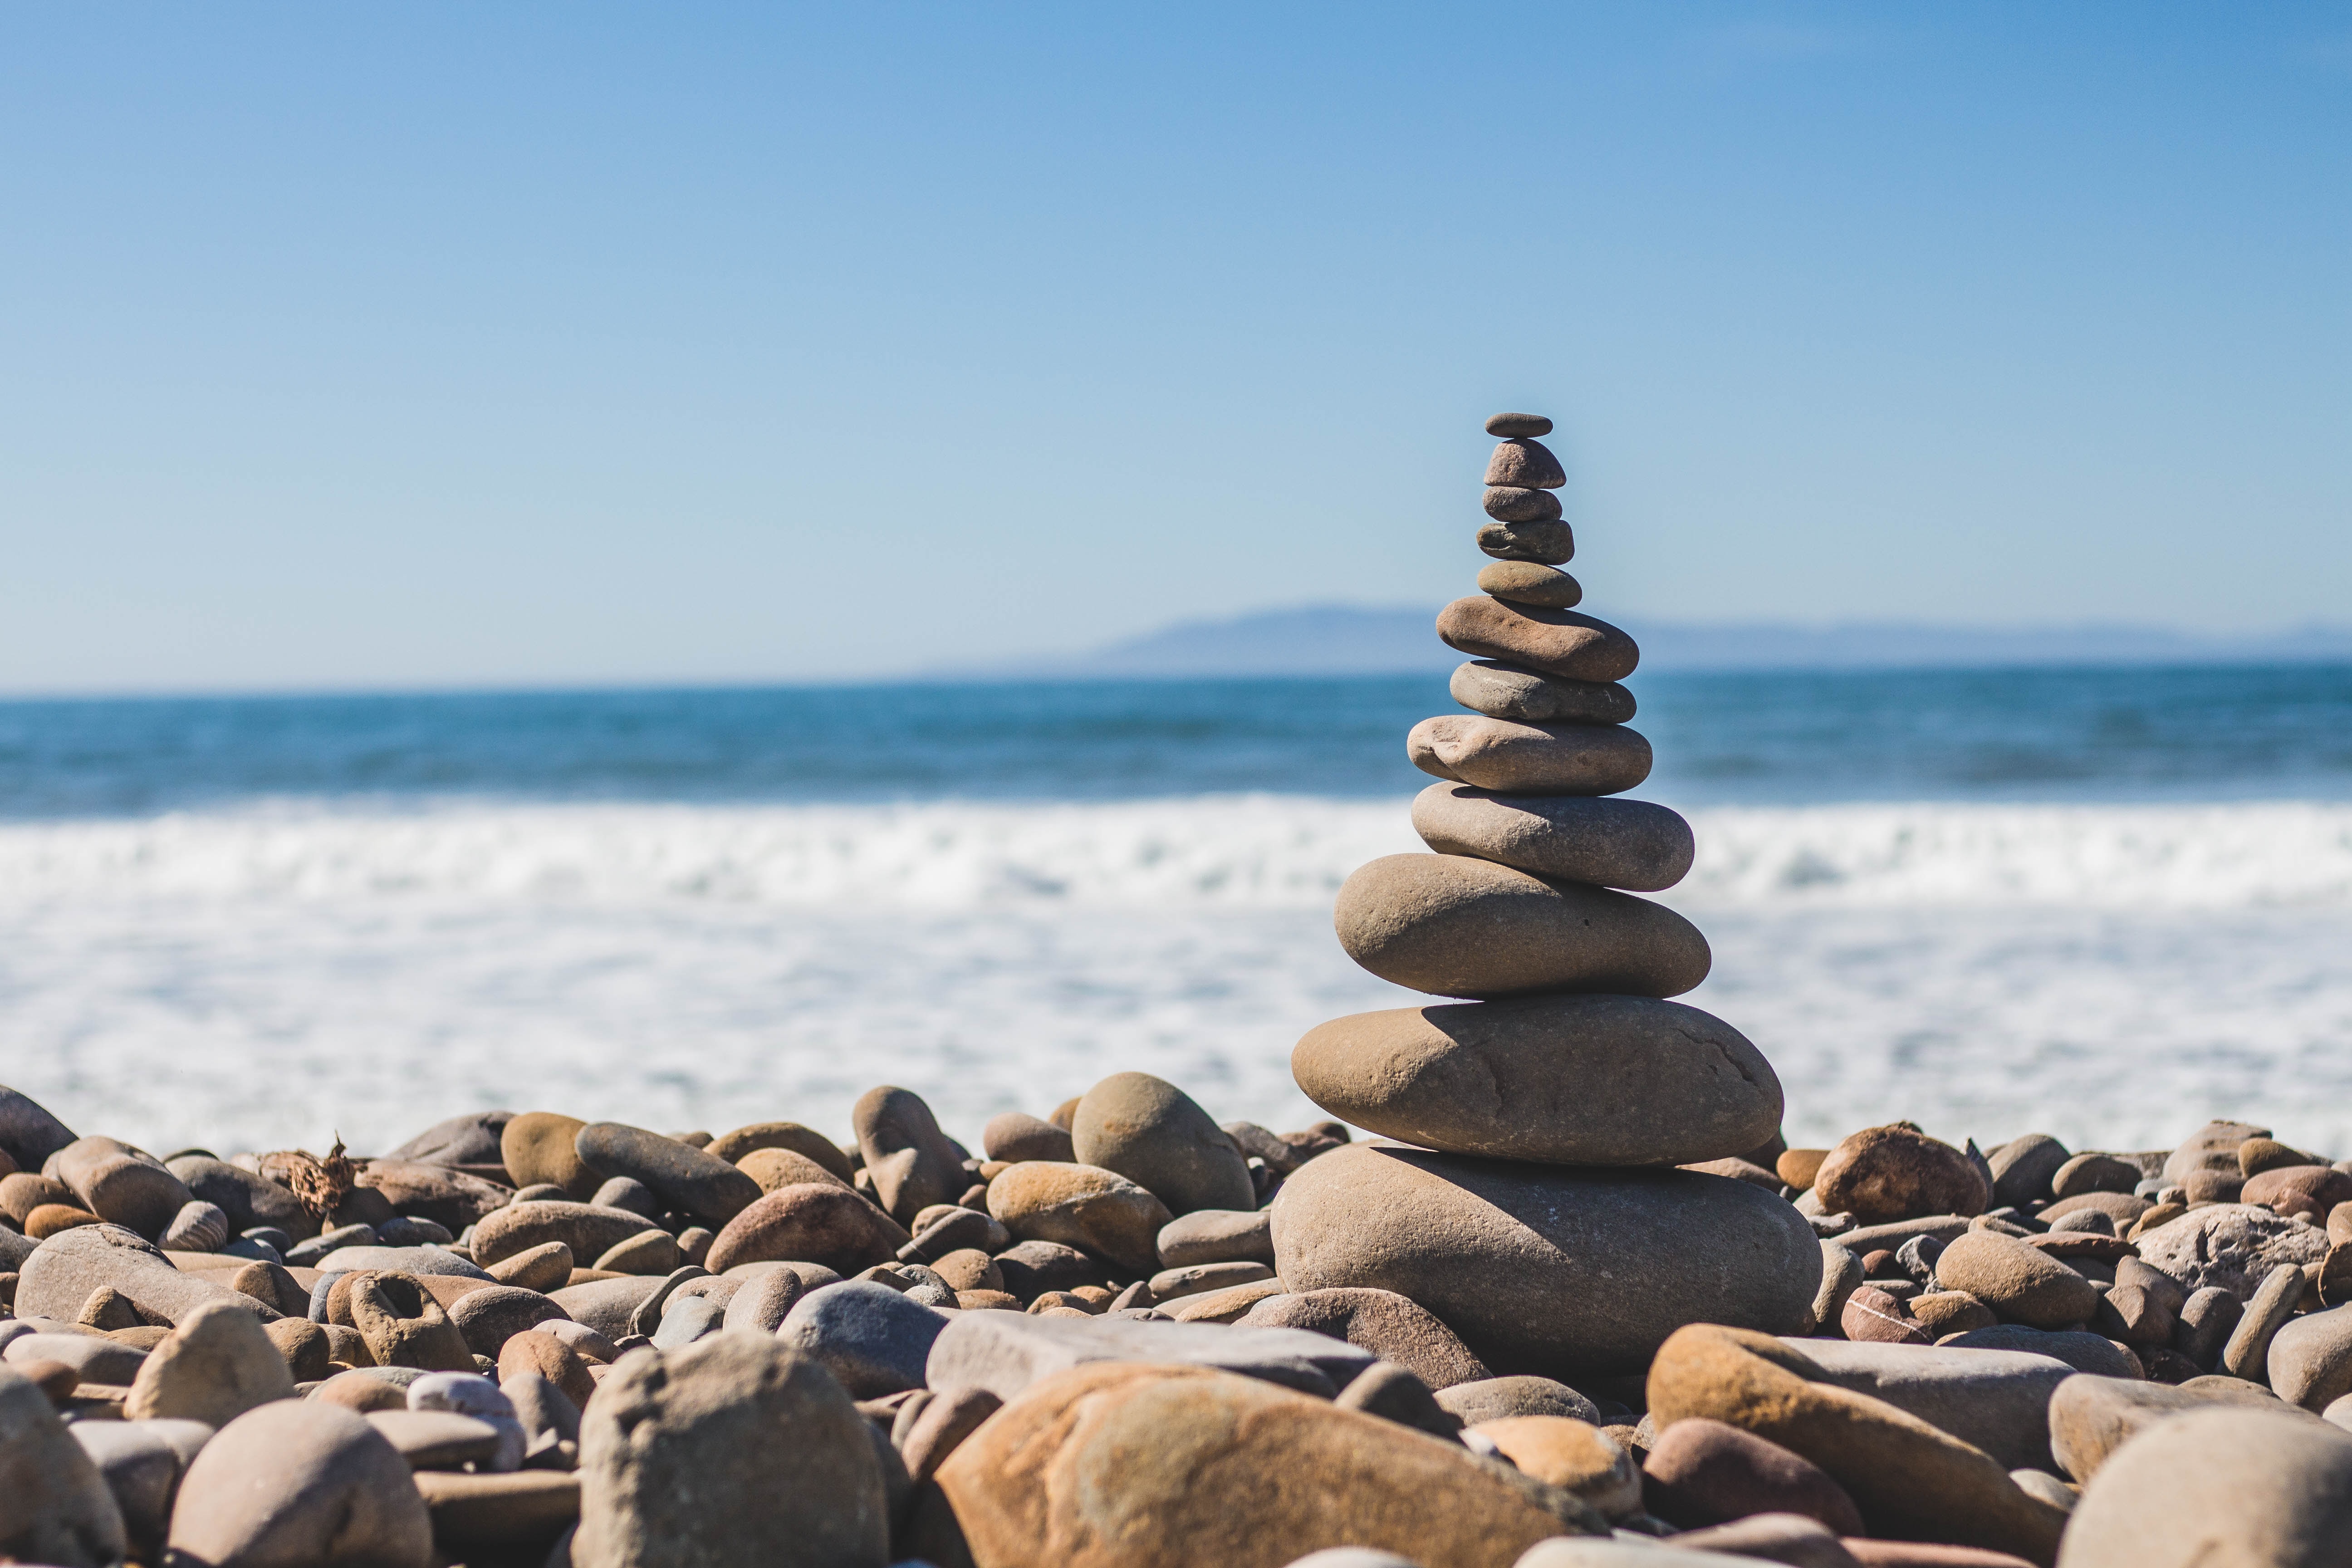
1274,411,1821,1383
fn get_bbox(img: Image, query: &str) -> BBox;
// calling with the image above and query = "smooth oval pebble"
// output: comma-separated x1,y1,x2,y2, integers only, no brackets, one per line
1450,662,1635,726
1437,598,1637,683
987,1162,1172,1276
1407,715,1650,795
1271,1144,1819,1377
1476,562,1581,608
1071,1072,1256,1217
1293,995,1780,1166
165,1398,434,1568
2056,1406,2352,1567
1482,485,1564,523
1485,412,1553,437
1411,783,1692,891
1476,519,1576,564
1333,853,1710,999
703,1182,910,1276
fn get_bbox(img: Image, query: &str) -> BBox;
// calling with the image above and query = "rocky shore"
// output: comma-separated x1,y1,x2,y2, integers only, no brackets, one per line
6,415,2352,1568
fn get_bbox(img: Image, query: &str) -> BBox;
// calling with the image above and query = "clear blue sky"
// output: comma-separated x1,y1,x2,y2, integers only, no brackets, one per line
4,4,2346,692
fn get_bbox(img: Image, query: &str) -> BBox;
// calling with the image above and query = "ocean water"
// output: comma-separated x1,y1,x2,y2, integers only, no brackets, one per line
3,664,2350,1158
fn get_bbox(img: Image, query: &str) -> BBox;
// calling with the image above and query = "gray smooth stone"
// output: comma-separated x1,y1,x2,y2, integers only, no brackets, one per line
1407,715,1651,795
5,1331,150,1386
777,1280,950,1400
2269,1306,2352,1411
366,1408,508,1471
2058,1406,2352,1567
1482,484,1563,522
384,1111,514,1167
1432,1375,1600,1426
470,1200,660,1270
2173,1285,2244,1369
548,1276,666,1341
166,1156,316,1241
651,1293,727,1350
1939,1325,2142,1380
1987,1134,2071,1209
1411,784,1693,892
925,1308,1376,1402
0,1361,129,1567
1779,1338,2077,1471
164,1399,431,1568
1449,662,1634,726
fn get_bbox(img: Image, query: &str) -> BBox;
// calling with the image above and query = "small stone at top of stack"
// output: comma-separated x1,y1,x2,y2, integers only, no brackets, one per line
1265,411,1818,1387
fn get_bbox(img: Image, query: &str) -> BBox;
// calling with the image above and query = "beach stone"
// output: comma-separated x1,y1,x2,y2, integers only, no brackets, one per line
1331,1358,1457,1436
1293,996,1777,1166
1449,662,1636,726
71,1416,209,1560
168,1156,314,1240
1812,1242,1864,1332
0,1171,76,1225
314,1367,415,1411
1931,1230,2098,1328
932,1361,1597,1568
18,1223,279,1327
2056,1406,2352,1567
0,1084,77,1173
2244,1165,2352,1220
594,1229,682,1274
993,1239,1112,1300
1467,522,1580,564
1072,1071,1256,1216
1411,785,1692,892
2140,1205,2331,1300
650,1291,725,1349
266,1317,332,1380
1937,1327,2141,1379
6,1331,149,1385
1486,412,1554,438
160,1200,230,1252
1484,485,1565,523
2048,1372,2308,1481
167,1397,433,1568
852,1086,968,1227
2268,1306,2352,1411
1332,855,1710,1000
357,1160,512,1232
2042,1191,2150,1228
719,1262,832,1334
1237,1288,1491,1389
28,1203,103,1238
1409,715,1651,795
777,1280,949,1399
736,1146,853,1195
1783,1339,2074,1472
1437,1375,1600,1425
499,1329,597,1411
52,1138,196,1239
1151,1260,1274,1301
981,1112,1074,1165
4,1376,130,1564
704,1120,855,1179
1661,1514,1860,1567
1813,1126,1990,1225
1987,1136,2070,1209
926,1307,1376,1401
385,1110,514,1167
2239,1137,2323,1176
987,1161,1172,1274
315,1243,494,1282
2048,1153,2140,1200
1272,1145,1819,1378
123,1299,295,1425
2172,1284,2243,1368
503,1368,581,1463
2183,1168,2246,1204
1478,562,1583,609
1645,1326,2065,1562
900,1205,1009,1262
1840,1286,1930,1345
1157,1208,1274,1269
470,1200,660,1269
1642,1416,1865,1534
445,1284,564,1358
1471,1416,1640,1518
1487,437,1567,489
1169,1279,1286,1322
368,1407,508,1470
412,1469,578,1551
502,1113,602,1200
487,1240,573,1294
2162,1119,2272,1186
574,1122,760,1228
1437,599,1638,684
574,1332,888,1568
344,1271,477,1372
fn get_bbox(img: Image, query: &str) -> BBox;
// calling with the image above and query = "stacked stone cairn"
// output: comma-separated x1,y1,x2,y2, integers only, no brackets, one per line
7,436,2352,1567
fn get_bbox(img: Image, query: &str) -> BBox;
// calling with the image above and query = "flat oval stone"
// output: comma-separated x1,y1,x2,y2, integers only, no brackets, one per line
1293,995,1779,1166
1477,519,1576,564
986,1163,1171,1275
702,1182,909,1276
1483,485,1564,523
1408,716,1650,795
1156,1209,1274,1270
1477,562,1582,608
1486,438,1566,489
1333,853,1710,999
1438,599,1637,682
981,1112,1075,1165
19,1222,280,1326
1270,1145,1819,1377
1411,784,1691,891
1450,662,1635,725
1234,1287,1490,1390
575,1122,761,1228
1932,1232,2098,1329
1485,412,1553,437
704,1121,854,1180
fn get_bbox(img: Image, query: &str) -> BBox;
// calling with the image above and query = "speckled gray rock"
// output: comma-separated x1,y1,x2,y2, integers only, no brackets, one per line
1271,1144,1818,1377
18,1223,279,1326
1448,662,1634,726
1411,784,1691,892
166,1398,432,1568
925,1308,1377,1401
2137,1205,2330,1300
1407,716,1651,796
2057,1406,2352,1567
1483,485,1564,522
1292,996,1778,1166
1988,1134,2071,1209
574,1333,889,1568
0,1363,128,1568
575,1122,761,1228
1485,438,1566,489
1437,599,1638,684
1333,855,1710,1000
777,1280,950,1400
1782,1338,2076,1472
1071,1072,1255,1216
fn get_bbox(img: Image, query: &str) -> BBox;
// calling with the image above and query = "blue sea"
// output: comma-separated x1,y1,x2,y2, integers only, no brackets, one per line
4,663,2350,1157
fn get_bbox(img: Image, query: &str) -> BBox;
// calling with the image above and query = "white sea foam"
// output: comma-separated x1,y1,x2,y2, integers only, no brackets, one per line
3,795,2349,1156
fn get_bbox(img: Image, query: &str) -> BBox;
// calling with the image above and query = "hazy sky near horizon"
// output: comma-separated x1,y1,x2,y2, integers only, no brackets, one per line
4,4,2347,692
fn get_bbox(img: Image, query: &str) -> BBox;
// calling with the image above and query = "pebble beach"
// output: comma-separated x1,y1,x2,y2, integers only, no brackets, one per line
6,415,2352,1568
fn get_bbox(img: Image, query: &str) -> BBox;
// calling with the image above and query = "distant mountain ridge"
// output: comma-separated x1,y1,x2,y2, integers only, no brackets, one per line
1039,604,2352,676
